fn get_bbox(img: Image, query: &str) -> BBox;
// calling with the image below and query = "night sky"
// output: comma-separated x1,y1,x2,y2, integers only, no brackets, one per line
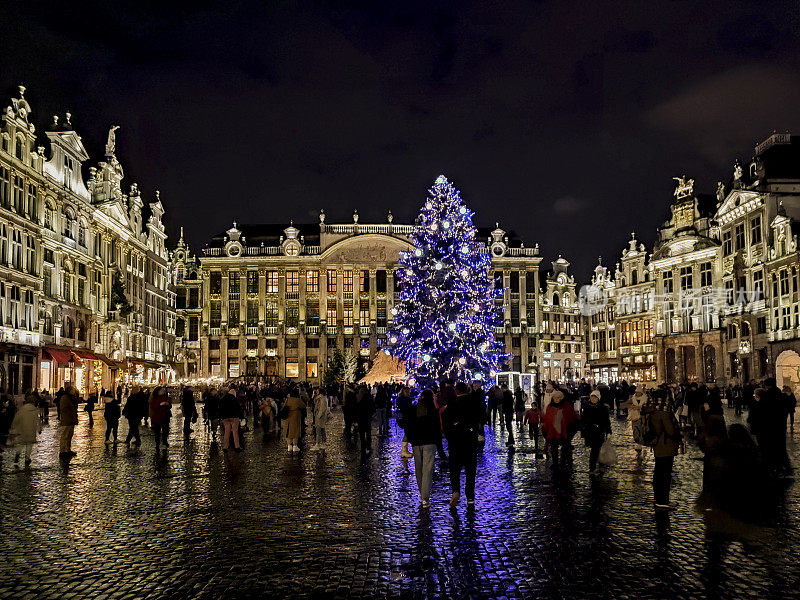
3,1,800,280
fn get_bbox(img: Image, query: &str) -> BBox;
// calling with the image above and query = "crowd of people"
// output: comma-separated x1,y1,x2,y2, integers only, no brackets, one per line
0,373,795,515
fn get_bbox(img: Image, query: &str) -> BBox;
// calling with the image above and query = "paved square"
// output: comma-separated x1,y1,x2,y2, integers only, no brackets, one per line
1,408,798,599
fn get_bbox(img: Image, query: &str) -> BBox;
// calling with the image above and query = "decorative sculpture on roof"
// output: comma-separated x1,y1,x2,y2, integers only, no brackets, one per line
672,176,694,199
733,159,743,182
105,125,120,156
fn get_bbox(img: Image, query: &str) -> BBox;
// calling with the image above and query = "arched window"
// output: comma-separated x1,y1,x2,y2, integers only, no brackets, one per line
552,293,560,306
62,207,76,239
631,270,638,285
62,316,74,339
563,295,570,307
43,314,53,336
15,135,24,160
44,201,56,230
76,320,86,342
704,345,716,382
78,219,87,247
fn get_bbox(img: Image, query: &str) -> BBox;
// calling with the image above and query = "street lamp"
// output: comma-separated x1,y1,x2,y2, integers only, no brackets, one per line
68,357,75,389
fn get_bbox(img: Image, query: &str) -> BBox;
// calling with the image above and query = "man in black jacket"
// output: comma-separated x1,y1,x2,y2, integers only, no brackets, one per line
501,383,515,447
123,387,144,446
444,381,486,508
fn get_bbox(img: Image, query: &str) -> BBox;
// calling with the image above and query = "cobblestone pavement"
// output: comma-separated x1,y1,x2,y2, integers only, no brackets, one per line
1,405,798,600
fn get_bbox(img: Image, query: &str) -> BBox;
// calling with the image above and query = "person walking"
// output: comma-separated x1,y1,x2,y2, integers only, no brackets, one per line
283,390,306,453
219,388,244,452
123,387,144,446
181,387,197,437
523,399,543,454
783,385,796,433
374,384,389,437
84,393,96,428
0,388,16,449
488,383,503,428
514,387,526,427
749,380,792,477
258,396,276,441
541,382,555,414
58,386,79,458
501,383,515,447
311,388,331,451
647,389,683,510
204,389,221,444
149,387,172,452
622,387,647,453
396,386,414,459
581,390,612,473
343,384,357,437
406,389,442,508
443,381,485,508
9,395,41,466
103,392,121,445
36,390,49,424
356,384,375,455
542,390,579,470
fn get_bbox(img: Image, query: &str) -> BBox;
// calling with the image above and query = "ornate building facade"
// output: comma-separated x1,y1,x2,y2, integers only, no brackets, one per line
585,132,800,391
180,213,588,384
0,85,176,400
587,259,617,382
538,257,585,382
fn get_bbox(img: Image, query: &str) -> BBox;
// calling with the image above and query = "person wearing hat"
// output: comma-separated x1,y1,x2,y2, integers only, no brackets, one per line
542,389,579,470
581,389,612,473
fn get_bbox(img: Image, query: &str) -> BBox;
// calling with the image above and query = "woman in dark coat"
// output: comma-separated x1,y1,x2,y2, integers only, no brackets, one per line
405,390,442,507
581,389,611,473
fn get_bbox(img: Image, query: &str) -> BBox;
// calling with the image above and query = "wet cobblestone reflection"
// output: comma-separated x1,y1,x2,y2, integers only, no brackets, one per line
1,407,798,599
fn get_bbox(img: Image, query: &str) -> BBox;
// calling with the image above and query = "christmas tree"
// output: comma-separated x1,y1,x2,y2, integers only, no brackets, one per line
387,175,508,389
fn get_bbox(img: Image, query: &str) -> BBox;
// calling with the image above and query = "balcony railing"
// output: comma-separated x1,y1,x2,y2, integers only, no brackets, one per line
505,247,540,257
246,326,259,335
321,223,415,235
209,327,221,336
264,326,277,335
306,326,320,335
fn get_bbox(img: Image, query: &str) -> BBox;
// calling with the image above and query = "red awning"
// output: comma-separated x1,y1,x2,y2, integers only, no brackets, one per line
72,349,102,361
43,347,84,366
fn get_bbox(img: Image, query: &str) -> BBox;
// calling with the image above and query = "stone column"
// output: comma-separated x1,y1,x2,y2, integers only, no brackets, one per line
320,268,328,327
387,269,395,318
369,269,378,360
696,335,705,382
298,268,307,381
336,269,344,350
299,267,306,325
278,269,286,378
319,268,329,379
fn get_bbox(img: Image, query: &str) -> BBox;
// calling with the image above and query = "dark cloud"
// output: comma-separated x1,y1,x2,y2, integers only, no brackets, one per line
553,196,586,215
2,0,800,281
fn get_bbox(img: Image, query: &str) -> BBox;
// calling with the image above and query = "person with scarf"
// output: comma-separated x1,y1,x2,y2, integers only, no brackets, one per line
542,390,579,470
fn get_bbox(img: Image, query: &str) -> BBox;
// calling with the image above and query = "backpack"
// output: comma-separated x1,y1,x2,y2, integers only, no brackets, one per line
632,413,657,447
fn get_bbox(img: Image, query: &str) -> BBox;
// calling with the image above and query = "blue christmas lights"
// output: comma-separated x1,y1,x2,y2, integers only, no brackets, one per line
387,175,509,389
